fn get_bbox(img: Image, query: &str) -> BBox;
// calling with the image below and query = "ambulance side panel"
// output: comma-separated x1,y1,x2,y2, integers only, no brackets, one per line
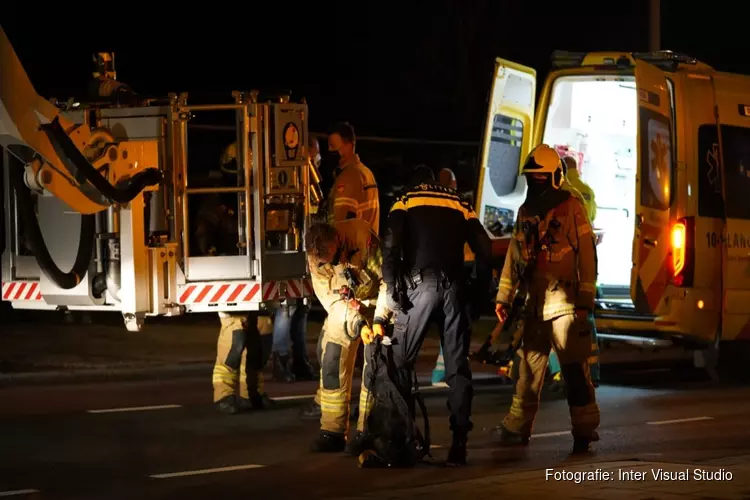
711,73,750,341
664,72,722,344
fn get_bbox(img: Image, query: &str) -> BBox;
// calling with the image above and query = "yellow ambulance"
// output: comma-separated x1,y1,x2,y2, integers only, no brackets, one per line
475,51,750,374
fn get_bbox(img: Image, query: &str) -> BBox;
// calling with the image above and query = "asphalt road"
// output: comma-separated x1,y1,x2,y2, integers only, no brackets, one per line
1,359,749,499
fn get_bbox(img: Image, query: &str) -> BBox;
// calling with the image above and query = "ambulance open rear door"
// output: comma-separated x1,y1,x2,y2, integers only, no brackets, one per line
631,59,675,314
475,58,536,236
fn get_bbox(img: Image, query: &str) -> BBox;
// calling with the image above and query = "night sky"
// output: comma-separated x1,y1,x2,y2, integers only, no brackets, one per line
2,2,748,145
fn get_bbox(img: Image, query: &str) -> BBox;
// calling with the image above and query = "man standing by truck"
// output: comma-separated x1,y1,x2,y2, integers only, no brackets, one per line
197,146,274,414
493,144,600,454
326,122,380,234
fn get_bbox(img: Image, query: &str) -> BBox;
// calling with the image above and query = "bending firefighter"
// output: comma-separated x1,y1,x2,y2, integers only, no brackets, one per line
493,144,600,454
305,219,390,454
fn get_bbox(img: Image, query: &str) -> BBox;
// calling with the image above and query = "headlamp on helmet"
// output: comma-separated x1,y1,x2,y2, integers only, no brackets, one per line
521,144,564,189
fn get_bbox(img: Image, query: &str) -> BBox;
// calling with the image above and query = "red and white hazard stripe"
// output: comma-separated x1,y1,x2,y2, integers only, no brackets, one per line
178,279,314,305
177,282,261,305
2,281,43,301
262,281,280,301
284,278,314,298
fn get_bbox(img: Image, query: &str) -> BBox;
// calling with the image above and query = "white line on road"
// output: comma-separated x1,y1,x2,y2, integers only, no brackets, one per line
532,431,570,438
646,416,714,426
87,404,182,414
272,394,314,401
0,489,40,497
150,464,265,479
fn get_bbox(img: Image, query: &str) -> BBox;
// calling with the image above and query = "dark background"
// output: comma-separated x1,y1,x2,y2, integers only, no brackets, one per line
1,1,749,196
3,2,746,141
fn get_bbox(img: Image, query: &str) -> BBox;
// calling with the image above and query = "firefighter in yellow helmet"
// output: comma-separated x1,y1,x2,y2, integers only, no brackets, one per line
493,144,600,454
205,142,273,414
305,219,390,454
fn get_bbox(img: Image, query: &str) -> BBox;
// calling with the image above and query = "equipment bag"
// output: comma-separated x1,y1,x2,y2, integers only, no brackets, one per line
359,337,431,468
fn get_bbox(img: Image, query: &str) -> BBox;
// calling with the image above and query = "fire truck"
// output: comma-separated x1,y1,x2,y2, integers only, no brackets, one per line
0,26,317,331
476,50,750,376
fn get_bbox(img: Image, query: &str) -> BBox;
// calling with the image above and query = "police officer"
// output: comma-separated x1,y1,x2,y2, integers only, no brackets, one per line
326,122,380,234
493,144,600,454
198,143,274,414
305,219,390,454
548,156,601,389
379,169,492,466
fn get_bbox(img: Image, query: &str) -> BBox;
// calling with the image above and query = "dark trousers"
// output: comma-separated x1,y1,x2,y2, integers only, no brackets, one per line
391,274,474,435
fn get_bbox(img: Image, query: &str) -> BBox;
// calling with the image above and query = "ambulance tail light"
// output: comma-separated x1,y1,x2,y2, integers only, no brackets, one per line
671,217,694,287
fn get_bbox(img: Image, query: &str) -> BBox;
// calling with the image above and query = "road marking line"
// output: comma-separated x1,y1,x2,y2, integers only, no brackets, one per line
87,404,182,414
272,395,314,401
646,416,713,426
150,464,265,479
532,431,569,438
0,489,40,497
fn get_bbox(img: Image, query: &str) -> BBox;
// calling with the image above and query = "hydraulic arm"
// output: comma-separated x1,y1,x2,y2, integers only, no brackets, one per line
0,24,161,215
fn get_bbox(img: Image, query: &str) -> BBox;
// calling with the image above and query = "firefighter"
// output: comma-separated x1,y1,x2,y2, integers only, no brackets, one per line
204,144,274,414
380,171,492,467
326,122,380,234
549,156,601,389
301,123,379,420
493,144,600,454
305,219,389,453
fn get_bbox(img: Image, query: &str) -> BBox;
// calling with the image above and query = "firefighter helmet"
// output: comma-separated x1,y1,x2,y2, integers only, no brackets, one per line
521,144,564,189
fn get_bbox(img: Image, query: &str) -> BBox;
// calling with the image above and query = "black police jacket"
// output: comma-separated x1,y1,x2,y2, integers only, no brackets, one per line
382,183,492,291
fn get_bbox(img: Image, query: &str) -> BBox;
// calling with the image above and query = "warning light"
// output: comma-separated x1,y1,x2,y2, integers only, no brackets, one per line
697,300,705,309
671,221,686,277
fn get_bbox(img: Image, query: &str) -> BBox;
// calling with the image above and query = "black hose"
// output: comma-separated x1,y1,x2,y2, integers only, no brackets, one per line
10,162,96,290
41,116,162,204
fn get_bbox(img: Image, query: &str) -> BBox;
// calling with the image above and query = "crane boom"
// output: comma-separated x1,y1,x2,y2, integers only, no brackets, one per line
0,25,161,214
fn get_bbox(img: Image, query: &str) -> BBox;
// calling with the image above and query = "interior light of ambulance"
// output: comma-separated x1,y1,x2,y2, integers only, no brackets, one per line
697,300,705,309
671,221,686,278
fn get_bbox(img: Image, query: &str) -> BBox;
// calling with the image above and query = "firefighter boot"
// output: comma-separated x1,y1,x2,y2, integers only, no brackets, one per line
446,433,468,467
272,352,295,383
572,430,600,455
300,400,322,420
215,395,239,415
491,423,530,446
345,431,372,456
311,431,346,453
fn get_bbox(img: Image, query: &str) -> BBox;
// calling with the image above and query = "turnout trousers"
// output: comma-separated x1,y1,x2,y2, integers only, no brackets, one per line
392,273,473,435
502,312,600,439
213,312,273,403
318,306,372,435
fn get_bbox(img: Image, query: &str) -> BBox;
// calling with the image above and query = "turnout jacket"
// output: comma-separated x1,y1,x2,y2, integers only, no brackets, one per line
327,154,380,234
308,219,391,336
496,191,598,321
